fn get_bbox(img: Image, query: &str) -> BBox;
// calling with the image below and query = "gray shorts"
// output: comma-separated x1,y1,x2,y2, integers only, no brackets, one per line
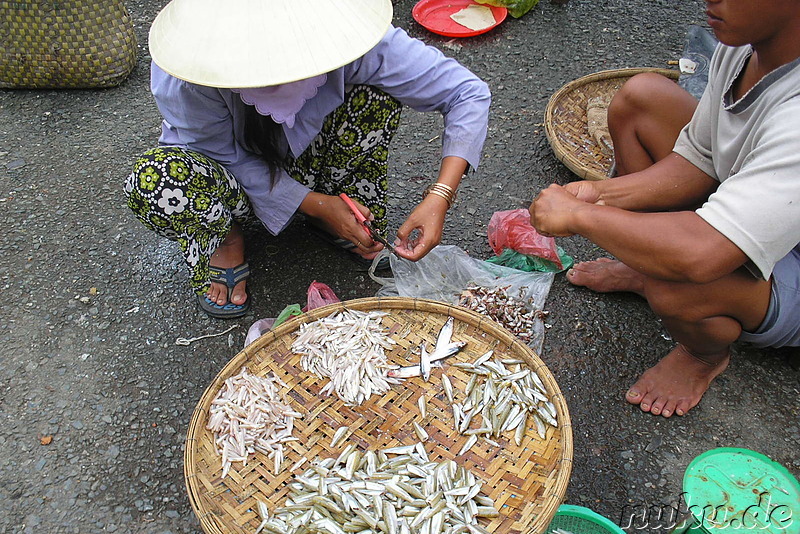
738,248,800,348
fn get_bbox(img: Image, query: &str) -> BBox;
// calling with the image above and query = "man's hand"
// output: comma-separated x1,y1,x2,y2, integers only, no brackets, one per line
564,179,604,205
529,183,588,237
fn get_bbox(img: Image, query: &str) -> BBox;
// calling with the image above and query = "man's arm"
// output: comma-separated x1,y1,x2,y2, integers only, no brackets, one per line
573,153,718,212
566,204,746,283
531,154,748,283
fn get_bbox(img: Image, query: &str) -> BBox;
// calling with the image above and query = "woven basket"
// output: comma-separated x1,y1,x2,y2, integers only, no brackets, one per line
544,68,679,181
185,297,573,534
0,1,137,89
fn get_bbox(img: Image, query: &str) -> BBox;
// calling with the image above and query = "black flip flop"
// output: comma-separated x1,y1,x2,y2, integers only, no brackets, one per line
198,263,251,319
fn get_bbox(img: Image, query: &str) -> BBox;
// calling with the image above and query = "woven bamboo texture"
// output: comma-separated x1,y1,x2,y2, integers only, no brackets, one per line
0,1,137,89
185,297,573,534
544,68,679,181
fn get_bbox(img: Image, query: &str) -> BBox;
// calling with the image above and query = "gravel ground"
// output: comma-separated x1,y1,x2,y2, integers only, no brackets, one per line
1,1,798,533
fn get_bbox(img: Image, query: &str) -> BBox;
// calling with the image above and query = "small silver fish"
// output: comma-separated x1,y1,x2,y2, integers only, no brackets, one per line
386,343,465,378
435,317,454,352
420,343,431,382
330,425,350,448
441,374,454,404
429,341,467,363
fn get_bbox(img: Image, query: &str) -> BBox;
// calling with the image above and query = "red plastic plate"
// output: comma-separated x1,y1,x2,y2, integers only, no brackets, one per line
412,0,508,38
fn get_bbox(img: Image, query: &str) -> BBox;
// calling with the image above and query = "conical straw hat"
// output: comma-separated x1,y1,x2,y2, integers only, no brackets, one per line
149,0,394,88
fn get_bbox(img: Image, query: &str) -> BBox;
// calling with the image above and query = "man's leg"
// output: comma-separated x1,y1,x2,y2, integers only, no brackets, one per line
627,268,771,417
570,74,699,290
569,74,770,417
607,72,698,175
566,257,646,294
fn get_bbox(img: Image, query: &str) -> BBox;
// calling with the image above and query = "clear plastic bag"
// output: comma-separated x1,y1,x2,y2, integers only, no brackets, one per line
370,245,554,354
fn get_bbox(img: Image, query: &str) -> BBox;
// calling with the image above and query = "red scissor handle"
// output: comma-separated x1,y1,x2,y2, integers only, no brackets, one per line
339,193,368,224
338,193,397,255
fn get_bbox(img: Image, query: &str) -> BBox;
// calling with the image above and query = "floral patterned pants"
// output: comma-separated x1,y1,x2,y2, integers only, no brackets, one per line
124,85,401,294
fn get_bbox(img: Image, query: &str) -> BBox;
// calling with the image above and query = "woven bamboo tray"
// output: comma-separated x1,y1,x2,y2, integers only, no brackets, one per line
185,297,572,534
544,67,679,181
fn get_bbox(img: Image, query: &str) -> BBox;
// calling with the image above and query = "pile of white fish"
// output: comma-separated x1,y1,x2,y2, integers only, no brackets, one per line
253,442,498,534
292,309,400,406
446,350,558,452
206,367,302,478
550,529,576,534
457,284,542,343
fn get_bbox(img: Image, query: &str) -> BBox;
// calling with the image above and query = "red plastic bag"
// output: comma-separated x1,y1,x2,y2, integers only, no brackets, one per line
487,209,562,268
303,280,340,312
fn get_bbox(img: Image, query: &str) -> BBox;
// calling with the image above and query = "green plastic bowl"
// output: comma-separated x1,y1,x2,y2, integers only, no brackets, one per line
545,504,627,534
682,447,800,534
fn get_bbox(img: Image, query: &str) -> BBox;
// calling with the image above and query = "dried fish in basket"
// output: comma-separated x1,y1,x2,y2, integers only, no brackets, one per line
291,309,400,406
206,367,302,478
185,297,572,534
254,442,499,534
447,350,558,450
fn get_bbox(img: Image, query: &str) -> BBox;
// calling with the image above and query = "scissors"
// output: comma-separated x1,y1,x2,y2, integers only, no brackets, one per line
338,193,397,255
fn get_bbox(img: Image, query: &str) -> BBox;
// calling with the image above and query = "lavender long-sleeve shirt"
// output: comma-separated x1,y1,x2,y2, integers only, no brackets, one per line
151,26,490,235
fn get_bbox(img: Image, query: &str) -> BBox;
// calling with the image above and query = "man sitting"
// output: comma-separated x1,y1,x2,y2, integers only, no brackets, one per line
530,2,800,417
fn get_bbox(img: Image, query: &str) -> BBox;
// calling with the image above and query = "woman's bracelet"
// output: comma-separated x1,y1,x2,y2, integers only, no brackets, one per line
423,182,457,209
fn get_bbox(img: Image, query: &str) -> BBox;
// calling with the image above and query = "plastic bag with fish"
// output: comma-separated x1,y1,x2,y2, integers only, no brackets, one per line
369,245,554,354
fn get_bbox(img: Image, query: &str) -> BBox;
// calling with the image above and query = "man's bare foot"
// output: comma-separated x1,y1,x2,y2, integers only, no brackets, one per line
567,258,645,295
207,224,247,306
626,344,730,417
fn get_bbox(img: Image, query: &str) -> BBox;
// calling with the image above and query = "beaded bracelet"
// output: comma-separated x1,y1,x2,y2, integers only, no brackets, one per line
423,182,457,209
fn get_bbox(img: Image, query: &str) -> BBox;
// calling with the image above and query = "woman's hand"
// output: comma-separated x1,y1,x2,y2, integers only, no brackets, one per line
394,156,467,261
300,192,383,258
393,194,449,261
